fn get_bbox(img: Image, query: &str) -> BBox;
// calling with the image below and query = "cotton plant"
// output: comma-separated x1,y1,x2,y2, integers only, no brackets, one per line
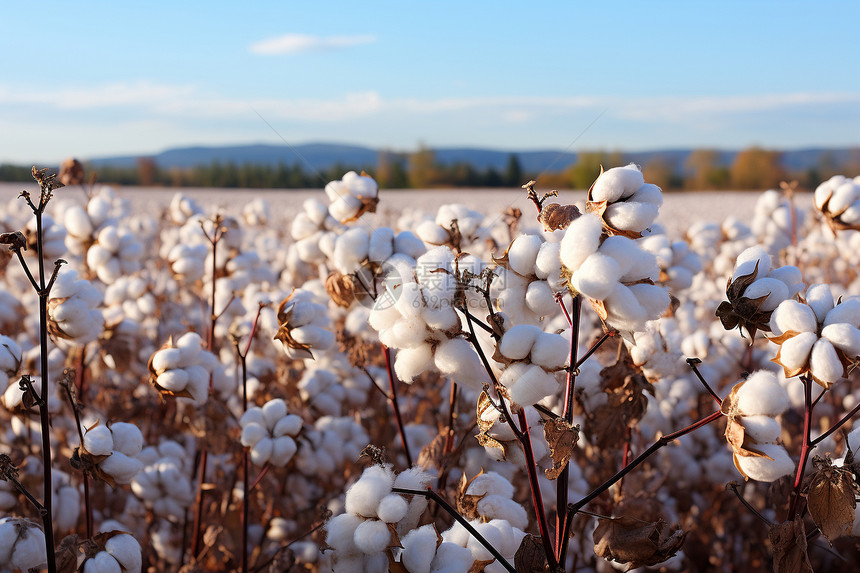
130,440,195,522
239,398,302,467
768,283,860,388
414,203,490,254
715,246,804,337
0,517,46,572
77,421,144,485
80,531,143,573
47,267,105,345
62,187,123,255
291,198,342,264
324,464,432,572
494,324,569,407
274,288,334,360
638,229,702,291
147,331,218,405
294,416,369,480
814,174,860,232
751,188,806,252
84,224,144,285
722,371,794,482
460,471,529,530
627,318,686,382
586,163,663,237
493,233,565,326
325,170,379,223
166,193,204,225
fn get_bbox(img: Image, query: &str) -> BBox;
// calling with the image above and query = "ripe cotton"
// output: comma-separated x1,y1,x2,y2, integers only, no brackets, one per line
344,465,395,518
559,213,603,271
433,338,487,391
353,519,391,554
240,398,302,467
503,362,558,408
735,443,794,482
591,164,645,203
507,234,542,276
735,371,790,417
0,518,46,572
401,525,438,573
569,252,622,300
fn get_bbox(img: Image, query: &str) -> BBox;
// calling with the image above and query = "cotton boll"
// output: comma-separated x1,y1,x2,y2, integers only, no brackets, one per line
734,247,772,278
241,423,267,447
104,533,142,572
434,338,487,390
498,325,542,360
476,495,528,530
629,183,663,207
392,317,430,349
530,332,569,370
770,300,818,336
777,331,817,372
376,494,409,523
251,437,274,466
629,283,670,319
604,202,660,233
591,165,645,202
345,466,395,518
821,323,860,356
524,281,557,317
369,228,395,262
273,414,303,437
401,525,438,573
740,415,782,443
421,305,459,331
394,345,434,381
598,236,640,276
507,235,542,275
824,298,860,327
270,437,298,466
326,513,363,553
110,422,144,457
570,253,622,300
534,241,561,281
262,399,289,430
100,452,144,484
559,214,603,271
744,278,789,312
605,283,647,328
84,425,115,456
353,519,391,554
735,443,794,482
810,339,844,385
394,231,427,258
805,284,835,323
735,372,790,416
508,364,558,407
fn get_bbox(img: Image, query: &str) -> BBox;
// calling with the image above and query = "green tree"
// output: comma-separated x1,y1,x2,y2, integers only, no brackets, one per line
729,147,784,190
407,145,437,189
504,154,523,187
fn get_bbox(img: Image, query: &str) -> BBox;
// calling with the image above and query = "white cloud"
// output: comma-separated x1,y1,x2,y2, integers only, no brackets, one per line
249,33,376,55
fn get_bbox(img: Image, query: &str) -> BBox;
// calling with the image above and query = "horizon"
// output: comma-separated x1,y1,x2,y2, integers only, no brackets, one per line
2,1,859,165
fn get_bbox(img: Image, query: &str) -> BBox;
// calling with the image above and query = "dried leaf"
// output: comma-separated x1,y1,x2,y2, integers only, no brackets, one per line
768,518,813,573
514,534,548,572
457,471,488,520
805,456,858,544
468,559,496,573
417,430,449,472
325,271,356,308
543,417,580,480
584,349,652,449
55,534,81,573
593,516,685,569
539,203,581,231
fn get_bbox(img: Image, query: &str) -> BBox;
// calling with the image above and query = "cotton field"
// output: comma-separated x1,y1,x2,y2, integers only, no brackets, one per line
1,164,860,573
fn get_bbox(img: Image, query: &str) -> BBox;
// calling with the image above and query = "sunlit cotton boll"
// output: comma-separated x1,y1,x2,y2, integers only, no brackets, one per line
734,371,790,417
735,443,794,482
148,331,216,406
82,533,142,573
47,267,104,345
344,465,395,518
239,398,302,467
433,337,488,391
326,171,379,223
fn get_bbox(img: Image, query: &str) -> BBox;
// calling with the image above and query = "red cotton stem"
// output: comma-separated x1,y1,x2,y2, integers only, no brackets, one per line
517,408,558,571
383,345,414,467
788,377,814,519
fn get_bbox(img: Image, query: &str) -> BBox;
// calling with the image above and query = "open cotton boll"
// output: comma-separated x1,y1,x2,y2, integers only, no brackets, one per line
416,220,450,245
394,230,427,259
353,519,392,554
530,332,569,370
369,227,396,262
525,280,558,317
806,284,835,323
100,451,144,484
345,465,395,518
741,278,789,312
326,513,363,553
434,338,487,390
734,246,772,277
604,202,660,233
421,304,459,331
736,443,794,482
591,164,645,202
476,495,528,531
431,542,475,572
498,325,542,360
629,183,663,207
392,317,430,349
559,213,603,271
534,241,561,280
401,525,438,573
109,423,144,457
629,283,670,319
395,282,427,319
824,298,860,327
735,372,790,416
605,283,647,327
507,234,542,276
394,344,434,381
740,415,782,444
104,533,142,572
571,252,623,301
508,363,558,407
83,425,115,456
376,493,409,523
770,300,818,336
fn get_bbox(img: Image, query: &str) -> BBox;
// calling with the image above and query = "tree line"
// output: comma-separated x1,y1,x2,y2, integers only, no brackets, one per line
1,146,858,191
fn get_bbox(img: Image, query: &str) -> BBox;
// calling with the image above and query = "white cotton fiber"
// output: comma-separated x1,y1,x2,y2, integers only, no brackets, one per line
591,165,644,203
250,438,273,466
395,282,426,319
421,305,459,331
104,533,142,572
777,331,817,372
629,283,670,320
629,183,663,207
736,443,794,482
476,495,528,530
394,344,434,381
771,300,818,336
416,220,450,245
735,371,790,416
270,437,297,466
262,399,288,429
241,424,267,447
824,298,860,327
525,280,557,317
570,253,621,300
743,278,789,312
434,338,487,390
605,283,647,327
734,247,771,277
345,466,394,518
392,317,429,349
597,236,639,275
354,519,392,554
499,325,542,360
326,513,362,553
83,425,115,456
273,414,302,437
369,227,395,262
740,415,782,444
604,202,660,233
401,525,438,573
509,363,558,407
805,284,835,323
530,332,569,370
507,235,542,276
369,303,401,332
466,520,507,562
767,265,802,291
376,493,409,523
809,339,844,384
534,241,561,280
821,323,860,356
99,452,143,484
109,423,143,457
559,213,603,271
395,231,427,259
619,248,659,283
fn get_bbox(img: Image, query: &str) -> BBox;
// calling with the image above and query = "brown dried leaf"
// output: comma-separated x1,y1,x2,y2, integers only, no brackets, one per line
514,534,548,572
457,471,487,520
468,559,496,573
768,518,813,573
325,271,356,308
585,350,652,449
543,417,580,480
55,534,81,573
417,430,449,472
593,516,685,569
805,456,858,544
539,203,581,231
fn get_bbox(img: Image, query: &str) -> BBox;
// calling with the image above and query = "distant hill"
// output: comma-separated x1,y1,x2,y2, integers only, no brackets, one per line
86,142,859,174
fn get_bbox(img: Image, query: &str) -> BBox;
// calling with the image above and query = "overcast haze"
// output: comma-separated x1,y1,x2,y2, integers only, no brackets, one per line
1,0,858,165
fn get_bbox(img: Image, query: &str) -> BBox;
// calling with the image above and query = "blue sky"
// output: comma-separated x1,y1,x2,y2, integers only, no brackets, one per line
1,0,859,164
